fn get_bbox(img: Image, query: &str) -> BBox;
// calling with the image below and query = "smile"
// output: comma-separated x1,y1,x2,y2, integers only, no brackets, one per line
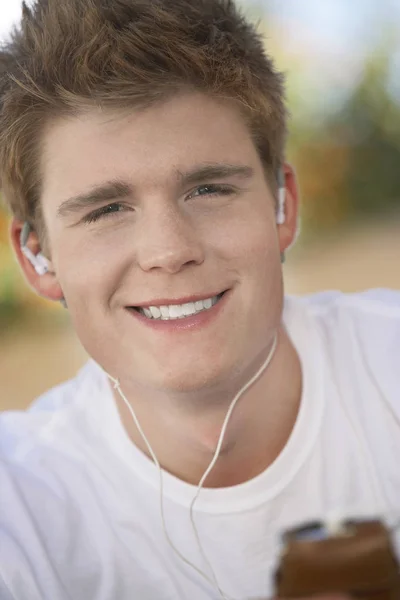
134,293,224,320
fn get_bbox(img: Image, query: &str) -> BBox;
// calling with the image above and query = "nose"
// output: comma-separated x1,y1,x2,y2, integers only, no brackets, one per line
136,205,205,274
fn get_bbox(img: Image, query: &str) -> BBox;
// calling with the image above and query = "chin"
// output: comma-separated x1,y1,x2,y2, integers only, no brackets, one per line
145,355,234,394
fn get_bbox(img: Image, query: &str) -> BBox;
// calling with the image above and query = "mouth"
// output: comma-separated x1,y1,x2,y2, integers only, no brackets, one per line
130,291,226,321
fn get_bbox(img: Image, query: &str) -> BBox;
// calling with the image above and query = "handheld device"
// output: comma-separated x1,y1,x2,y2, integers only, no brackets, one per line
275,518,400,599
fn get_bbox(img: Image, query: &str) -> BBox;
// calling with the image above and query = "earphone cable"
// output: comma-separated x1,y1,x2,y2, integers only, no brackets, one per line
107,332,278,599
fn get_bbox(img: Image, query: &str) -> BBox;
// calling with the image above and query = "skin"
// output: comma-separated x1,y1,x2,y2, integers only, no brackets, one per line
11,91,302,489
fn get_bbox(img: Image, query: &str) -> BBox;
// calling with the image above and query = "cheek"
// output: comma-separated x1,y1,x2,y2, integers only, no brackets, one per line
53,231,126,305
220,212,282,307
212,210,278,269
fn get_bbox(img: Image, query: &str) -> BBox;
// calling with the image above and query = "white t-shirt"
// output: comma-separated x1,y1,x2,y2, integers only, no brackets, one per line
1,290,400,600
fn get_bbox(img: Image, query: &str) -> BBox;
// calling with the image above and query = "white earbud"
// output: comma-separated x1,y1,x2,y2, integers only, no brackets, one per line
20,222,49,276
276,167,286,225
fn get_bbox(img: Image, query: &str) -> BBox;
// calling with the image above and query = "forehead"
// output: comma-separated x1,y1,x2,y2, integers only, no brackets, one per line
40,92,261,205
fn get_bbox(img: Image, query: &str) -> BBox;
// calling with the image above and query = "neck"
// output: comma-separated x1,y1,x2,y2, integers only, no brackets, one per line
113,325,302,487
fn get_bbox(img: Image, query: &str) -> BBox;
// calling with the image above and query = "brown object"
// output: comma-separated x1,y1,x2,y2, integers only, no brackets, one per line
275,519,400,599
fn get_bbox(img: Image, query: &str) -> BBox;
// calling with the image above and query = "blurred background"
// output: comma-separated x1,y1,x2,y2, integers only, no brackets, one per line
1,0,399,410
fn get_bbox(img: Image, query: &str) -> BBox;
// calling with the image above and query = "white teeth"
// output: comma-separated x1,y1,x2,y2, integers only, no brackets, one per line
160,306,169,318
169,304,183,319
183,302,196,316
149,306,161,318
138,294,221,320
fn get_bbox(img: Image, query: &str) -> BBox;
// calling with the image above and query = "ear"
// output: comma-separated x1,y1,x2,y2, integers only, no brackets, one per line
277,163,300,254
10,219,64,302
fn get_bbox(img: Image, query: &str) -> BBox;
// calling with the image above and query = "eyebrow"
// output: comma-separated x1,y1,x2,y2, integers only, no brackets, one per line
177,163,254,185
56,163,254,219
57,180,132,218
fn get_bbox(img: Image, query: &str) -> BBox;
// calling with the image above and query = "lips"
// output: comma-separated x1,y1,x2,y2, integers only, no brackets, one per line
131,290,228,309
126,288,230,331
127,290,228,321
136,293,224,320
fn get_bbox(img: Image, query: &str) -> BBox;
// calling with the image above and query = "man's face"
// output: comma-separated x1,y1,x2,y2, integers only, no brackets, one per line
37,92,295,392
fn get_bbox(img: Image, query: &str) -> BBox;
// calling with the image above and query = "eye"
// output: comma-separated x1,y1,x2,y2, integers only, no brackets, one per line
186,184,235,200
83,203,127,224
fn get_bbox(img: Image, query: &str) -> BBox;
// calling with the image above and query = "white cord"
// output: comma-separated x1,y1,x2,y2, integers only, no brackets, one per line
107,333,278,600
108,378,220,589
189,335,278,596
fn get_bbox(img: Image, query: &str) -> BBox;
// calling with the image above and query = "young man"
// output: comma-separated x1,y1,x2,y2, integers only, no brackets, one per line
0,0,399,599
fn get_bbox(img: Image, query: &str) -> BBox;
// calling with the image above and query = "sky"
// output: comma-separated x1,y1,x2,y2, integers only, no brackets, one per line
0,0,24,41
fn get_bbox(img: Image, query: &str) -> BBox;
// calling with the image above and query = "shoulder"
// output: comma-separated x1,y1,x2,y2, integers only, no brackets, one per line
289,288,400,315
0,359,101,461
288,288,400,336
304,289,400,355
0,360,99,507
0,361,108,597
286,288,400,414
286,288,400,383
290,287,400,352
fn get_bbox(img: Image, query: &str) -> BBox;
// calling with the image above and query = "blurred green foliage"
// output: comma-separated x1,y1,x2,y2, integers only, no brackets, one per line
341,52,400,216
287,45,400,235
